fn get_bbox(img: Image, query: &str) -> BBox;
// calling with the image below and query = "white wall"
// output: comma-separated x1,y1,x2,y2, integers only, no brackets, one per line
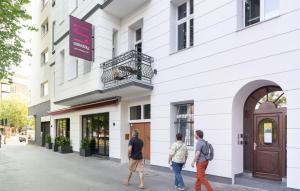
30,0,52,107
135,0,300,187
52,0,121,103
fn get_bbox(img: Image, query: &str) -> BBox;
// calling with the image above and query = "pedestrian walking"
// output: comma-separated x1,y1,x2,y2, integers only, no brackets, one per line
168,133,188,191
191,130,213,191
123,129,145,189
3,133,6,144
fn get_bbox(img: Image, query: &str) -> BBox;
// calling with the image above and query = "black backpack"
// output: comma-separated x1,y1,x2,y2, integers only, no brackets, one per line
200,140,214,161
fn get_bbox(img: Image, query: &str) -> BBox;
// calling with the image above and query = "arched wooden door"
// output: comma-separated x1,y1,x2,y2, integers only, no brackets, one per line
253,102,286,180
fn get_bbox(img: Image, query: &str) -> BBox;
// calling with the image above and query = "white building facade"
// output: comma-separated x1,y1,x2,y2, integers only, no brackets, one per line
29,0,54,145
32,0,300,189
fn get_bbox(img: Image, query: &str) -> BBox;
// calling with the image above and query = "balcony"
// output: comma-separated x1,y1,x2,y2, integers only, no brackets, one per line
53,50,154,107
102,0,149,18
101,50,154,89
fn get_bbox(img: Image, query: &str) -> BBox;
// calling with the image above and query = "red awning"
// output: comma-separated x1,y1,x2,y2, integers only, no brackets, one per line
48,98,119,116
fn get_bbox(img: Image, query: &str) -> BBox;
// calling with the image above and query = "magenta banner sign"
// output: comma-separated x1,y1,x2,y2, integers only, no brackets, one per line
69,16,93,61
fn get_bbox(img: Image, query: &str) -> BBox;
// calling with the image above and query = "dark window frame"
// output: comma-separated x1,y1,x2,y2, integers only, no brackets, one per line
130,105,142,120
143,104,151,119
55,118,70,138
174,103,194,147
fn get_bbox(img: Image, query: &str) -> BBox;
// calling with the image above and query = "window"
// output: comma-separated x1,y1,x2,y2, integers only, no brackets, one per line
41,49,49,65
41,19,49,36
244,0,279,27
1,92,10,100
112,30,118,58
41,81,49,97
83,60,91,74
56,118,70,138
52,21,55,53
143,104,151,119
177,0,194,51
135,28,142,53
10,85,16,93
130,105,142,120
59,50,65,83
259,118,278,145
67,57,78,80
1,83,10,92
175,103,194,146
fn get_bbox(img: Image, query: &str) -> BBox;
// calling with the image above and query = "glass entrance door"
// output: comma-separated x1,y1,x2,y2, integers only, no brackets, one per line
82,113,109,156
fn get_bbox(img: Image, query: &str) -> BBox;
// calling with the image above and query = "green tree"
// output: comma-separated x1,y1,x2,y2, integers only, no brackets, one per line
0,0,34,80
259,91,287,107
0,94,29,131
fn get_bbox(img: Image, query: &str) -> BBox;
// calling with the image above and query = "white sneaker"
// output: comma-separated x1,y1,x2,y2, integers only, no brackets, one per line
178,187,185,191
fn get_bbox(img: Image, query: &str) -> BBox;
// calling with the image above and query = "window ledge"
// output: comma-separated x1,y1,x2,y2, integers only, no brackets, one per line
237,15,280,32
170,46,194,56
68,76,78,82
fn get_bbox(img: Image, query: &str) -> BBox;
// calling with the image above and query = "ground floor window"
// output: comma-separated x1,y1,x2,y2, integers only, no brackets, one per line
82,113,109,156
56,118,70,138
129,104,151,121
174,103,194,147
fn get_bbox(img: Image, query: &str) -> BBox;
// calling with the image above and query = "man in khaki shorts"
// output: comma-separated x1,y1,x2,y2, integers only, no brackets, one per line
123,130,144,189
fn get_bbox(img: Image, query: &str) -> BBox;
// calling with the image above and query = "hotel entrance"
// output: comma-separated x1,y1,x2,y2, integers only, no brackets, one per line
243,86,287,181
82,113,109,156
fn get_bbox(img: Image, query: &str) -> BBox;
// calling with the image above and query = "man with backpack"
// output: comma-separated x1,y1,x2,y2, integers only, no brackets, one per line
191,130,213,191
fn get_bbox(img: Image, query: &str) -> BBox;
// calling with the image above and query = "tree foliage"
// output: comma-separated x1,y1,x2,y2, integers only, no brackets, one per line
259,91,287,107
0,0,33,80
0,94,29,130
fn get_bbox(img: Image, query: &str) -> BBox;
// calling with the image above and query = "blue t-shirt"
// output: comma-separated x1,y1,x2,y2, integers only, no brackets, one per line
129,137,144,160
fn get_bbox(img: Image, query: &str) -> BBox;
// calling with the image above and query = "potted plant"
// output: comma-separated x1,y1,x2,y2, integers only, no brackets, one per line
58,136,73,154
80,137,91,157
45,135,52,149
53,136,61,152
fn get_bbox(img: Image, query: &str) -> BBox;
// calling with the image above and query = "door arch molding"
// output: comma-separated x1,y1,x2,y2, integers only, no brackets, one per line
231,80,287,182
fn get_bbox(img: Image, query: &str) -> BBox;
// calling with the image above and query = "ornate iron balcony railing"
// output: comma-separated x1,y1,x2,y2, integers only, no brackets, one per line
100,50,154,88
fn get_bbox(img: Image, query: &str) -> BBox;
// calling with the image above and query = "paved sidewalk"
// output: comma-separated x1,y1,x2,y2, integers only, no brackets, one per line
0,144,265,191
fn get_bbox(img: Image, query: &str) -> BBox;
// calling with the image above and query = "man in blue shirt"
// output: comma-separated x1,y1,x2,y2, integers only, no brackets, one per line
123,130,144,189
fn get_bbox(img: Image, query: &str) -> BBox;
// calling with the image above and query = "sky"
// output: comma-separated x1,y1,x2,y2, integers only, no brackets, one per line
11,2,33,85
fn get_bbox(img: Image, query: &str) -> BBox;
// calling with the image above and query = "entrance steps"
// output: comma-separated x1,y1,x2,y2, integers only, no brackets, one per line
235,173,298,191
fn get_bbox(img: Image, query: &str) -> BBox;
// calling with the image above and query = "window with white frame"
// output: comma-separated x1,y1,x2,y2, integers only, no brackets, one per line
41,81,49,97
174,103,194,146
177,0,194,51
112,29,118,58
41,19,49,36
1,83,10,93
1,92,10,100
41,49,49,65
129,104,151,121
244,0,279,27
